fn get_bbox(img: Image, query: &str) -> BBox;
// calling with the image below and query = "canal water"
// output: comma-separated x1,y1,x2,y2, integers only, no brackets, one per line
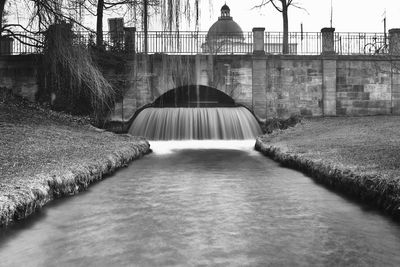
1,140,400,266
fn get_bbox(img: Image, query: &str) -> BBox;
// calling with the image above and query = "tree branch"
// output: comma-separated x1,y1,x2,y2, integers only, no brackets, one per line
2,28,44,47
253,0,282,12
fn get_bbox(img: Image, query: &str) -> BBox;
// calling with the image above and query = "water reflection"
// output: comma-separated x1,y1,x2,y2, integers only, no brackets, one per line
1,140,400,266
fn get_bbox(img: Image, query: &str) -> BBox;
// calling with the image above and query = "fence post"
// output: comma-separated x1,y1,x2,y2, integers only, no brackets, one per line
389,29,400,114
252,27,265,55
124,27,136,54
321,27,336,55
252,27,267,121
320,27,337,116
389,29,400,55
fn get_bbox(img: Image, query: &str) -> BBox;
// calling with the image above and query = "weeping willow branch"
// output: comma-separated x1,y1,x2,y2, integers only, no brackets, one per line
42,23,115,123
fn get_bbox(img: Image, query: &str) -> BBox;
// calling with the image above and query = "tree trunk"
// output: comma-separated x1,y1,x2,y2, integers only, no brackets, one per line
143,0,148,54
96,0,104,47
0,0,6,33
282,5,289,54
0,0,6,54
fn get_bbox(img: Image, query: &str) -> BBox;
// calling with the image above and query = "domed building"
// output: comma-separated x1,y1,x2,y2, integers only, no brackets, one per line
207,4,244,40
202,4,248,54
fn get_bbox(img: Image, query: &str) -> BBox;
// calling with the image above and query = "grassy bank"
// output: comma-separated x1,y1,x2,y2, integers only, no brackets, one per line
255,116,400,219
0,96,150,227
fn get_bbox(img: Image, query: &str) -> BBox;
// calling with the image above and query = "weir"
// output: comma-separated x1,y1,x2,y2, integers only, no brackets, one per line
128,85,262,140
129,107,262,140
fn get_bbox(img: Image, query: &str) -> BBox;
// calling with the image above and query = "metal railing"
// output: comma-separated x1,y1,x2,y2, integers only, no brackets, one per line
135,31,253,54
335,32,388,55
265,32,322,55
0,30,391,56
0,32,44,55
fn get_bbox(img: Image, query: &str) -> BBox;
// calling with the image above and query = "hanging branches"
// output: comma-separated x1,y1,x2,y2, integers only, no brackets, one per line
160,0,199,31
42,23,115,123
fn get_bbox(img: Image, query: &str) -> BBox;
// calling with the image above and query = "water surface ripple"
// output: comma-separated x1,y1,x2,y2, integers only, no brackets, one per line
1,140,400,266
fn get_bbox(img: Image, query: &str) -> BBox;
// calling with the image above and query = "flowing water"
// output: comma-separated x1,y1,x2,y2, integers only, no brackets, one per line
1,140,400,266
129,107,262,140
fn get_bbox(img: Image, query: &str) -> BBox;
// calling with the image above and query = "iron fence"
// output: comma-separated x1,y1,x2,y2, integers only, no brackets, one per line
335,32,388,55
135,31,253,54
0,32,44,55
264,32,322,55
0,30,391,56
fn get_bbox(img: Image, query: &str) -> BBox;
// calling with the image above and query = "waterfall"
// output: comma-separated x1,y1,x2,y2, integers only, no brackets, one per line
129,107,262,140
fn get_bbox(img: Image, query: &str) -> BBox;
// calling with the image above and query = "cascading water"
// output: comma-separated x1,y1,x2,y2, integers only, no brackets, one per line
128,85,262,140
129,107,262,140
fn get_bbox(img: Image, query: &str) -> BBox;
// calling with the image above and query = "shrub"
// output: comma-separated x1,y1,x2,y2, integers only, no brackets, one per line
262,114,302,134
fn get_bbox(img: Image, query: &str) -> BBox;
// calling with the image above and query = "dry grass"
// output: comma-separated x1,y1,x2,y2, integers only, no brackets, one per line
259,116,400,179
256,116,400,217
0,96,150,226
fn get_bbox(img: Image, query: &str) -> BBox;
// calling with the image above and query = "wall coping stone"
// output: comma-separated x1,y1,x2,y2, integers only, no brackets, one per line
321,54,338,60
3,54,400,62
265,54,322,60
252,27,266,32
337,55,400,61
252,53,267,59
0,54,42,62
321,27,335,33
253,51,266,57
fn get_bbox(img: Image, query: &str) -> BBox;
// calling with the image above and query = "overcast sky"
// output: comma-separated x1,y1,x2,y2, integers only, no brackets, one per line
169,0,400,33
6,0,400,33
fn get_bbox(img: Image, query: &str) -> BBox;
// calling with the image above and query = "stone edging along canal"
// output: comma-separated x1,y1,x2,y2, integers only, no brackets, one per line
0,140,151,227
255,137,400,220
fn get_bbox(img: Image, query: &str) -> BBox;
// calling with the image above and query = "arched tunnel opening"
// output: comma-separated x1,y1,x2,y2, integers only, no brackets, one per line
128,85,262,140
152,85,236,108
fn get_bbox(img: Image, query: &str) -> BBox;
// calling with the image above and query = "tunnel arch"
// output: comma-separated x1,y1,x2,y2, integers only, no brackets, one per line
152,85,236,107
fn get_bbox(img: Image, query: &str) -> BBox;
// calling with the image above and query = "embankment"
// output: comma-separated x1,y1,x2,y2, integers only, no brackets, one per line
0,96,150,227
255,117,400,219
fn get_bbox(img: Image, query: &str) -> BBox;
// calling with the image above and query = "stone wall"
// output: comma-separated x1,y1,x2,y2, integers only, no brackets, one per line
3,54,400,121
111,54,254,121
393,62,400,115
336,57,393,115
266,56,323,118
0,55,39,102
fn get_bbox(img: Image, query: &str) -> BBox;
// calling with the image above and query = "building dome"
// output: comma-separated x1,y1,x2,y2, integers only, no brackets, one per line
207,4,244,40
221,4,230,14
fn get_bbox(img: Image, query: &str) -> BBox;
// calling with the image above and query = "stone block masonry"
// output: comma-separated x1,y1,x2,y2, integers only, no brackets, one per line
391,60,400,115
0,55,40,102
252,54,267,120
266,56,323,119
3,54,400,121
336,58,395,116
322,58,337,116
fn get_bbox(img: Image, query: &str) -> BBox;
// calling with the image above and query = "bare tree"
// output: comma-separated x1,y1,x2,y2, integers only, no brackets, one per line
255,0,304,54
0,0,6,32
79,0,159,48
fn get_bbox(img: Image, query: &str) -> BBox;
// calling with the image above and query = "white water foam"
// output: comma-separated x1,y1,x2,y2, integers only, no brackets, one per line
149,140,259,155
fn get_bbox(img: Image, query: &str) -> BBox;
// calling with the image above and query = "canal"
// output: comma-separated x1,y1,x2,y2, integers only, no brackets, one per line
1,140,400,266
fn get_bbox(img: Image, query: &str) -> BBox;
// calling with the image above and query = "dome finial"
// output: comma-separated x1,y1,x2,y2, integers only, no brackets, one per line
221,3,230,17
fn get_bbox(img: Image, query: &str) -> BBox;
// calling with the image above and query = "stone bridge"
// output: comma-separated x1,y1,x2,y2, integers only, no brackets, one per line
111,53,263,121
110,28,400,122
3,28,400,122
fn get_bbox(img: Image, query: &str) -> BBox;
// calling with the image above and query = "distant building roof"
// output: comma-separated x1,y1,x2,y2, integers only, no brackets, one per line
207,4,244,40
